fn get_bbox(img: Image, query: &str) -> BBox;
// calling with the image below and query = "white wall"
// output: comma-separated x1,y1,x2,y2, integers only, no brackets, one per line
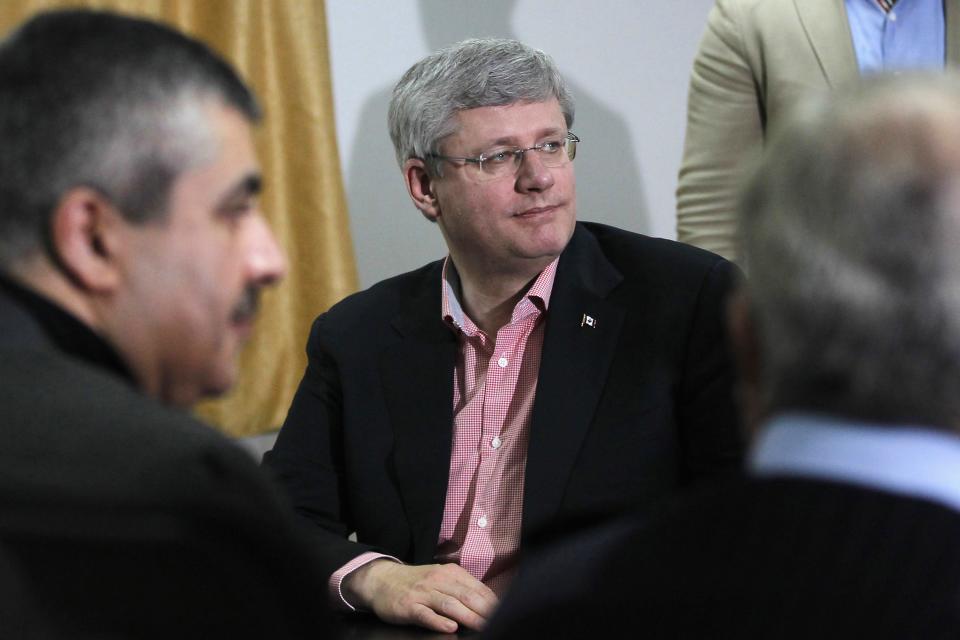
326,0,714,288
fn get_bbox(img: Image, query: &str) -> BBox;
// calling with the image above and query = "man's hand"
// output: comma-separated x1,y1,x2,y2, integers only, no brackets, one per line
343,559,499,633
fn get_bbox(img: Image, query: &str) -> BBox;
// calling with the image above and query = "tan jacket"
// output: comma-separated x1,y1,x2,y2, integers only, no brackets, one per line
676,0,960,262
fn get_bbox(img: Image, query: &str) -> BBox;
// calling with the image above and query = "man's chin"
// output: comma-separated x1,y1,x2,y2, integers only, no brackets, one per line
206,365,240,399
231,316,256,342
186,363,240,408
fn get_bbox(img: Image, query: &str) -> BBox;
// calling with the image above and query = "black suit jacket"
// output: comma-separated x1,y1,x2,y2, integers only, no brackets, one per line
264,222,743,579
485,476,960,639
0,277,328,637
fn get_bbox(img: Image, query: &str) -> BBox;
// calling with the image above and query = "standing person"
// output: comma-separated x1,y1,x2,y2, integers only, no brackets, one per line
487,74,960,638
0,9,326,637
265,38,743,633
677,0,960,262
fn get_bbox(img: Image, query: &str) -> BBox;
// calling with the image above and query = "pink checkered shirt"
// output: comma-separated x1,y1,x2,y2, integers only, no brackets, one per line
435,257,556,596
328,257,557,609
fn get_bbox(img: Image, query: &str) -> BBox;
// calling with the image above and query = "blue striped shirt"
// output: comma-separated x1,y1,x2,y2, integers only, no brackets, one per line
845,0,944,72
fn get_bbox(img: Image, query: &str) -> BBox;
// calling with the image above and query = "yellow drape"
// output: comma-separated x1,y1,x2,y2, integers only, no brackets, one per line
0,0,358,437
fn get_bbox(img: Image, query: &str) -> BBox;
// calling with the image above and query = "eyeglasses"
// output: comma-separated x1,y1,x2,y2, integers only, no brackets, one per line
429,132,579,181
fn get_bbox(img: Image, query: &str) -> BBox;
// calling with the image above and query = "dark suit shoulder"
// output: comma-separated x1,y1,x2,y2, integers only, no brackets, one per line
572,222,738,314
0,346,332,637
580,221,730,277
491,476,960,638
0,348,271,508
641,478,960,636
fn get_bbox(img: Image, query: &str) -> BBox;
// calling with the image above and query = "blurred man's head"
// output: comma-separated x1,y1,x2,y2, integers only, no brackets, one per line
735,74,960,430
0,9,286,407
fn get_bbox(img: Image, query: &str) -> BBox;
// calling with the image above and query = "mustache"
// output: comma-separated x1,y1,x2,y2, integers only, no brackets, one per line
231,285,261,324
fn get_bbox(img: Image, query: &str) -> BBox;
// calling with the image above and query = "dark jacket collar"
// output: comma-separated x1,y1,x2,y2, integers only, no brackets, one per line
0,273,136,386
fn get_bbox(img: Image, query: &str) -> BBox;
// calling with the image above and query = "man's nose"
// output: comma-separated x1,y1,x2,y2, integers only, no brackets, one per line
515,149,556,192
247,213,288,287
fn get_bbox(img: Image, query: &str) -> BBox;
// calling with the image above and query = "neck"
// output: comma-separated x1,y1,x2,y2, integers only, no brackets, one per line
453,256,550,334
9,254,165,404
7,255,101,331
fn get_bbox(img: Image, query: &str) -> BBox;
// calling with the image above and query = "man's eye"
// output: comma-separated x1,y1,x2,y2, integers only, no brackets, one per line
221,200,255,219
539,140,562,153
483,150,514,165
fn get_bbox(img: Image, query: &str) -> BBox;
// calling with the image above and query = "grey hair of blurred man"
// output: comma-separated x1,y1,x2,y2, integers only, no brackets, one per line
0,9,260,267
739,74,960,429
387,37,574,177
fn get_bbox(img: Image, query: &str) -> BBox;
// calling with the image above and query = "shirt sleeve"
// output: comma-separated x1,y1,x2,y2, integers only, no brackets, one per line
328,552,402,611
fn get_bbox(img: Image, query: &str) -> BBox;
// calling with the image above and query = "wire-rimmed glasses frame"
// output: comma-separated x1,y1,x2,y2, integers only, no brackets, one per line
428,131,579,181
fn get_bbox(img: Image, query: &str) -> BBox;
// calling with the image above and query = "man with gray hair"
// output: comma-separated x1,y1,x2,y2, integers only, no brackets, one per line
0,9,328,636
266,38,742,632
485,74,960,637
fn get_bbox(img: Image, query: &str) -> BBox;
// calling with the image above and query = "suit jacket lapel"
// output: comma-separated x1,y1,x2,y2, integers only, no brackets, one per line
793,0,860,87
379,262,457,564
522,225,625,538
947,0,960,67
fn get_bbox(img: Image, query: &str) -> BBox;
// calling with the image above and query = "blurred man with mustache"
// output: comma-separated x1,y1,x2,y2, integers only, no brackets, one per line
0,9,326,636
265,38,743,633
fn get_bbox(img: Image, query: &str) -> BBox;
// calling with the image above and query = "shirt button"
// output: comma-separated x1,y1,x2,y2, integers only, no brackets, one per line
491,436,502,449
497,356,508,368
888,11,896,21
477,515,488,528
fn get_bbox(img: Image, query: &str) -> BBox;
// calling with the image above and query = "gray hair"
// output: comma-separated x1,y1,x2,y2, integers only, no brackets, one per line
387,38,574,174
0,9,260,267
741,74,960,428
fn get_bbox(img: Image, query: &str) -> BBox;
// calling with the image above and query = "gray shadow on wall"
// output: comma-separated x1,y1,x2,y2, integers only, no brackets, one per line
346,0,649,288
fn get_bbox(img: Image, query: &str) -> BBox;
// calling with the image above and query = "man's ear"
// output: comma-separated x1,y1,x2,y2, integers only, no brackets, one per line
727,286,764,438
49,187,125,293
403,158,441,222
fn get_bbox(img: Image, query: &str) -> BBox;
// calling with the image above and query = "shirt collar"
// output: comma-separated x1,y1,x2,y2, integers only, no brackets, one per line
0,273,136,385
441,257,559,336
750,412,960,512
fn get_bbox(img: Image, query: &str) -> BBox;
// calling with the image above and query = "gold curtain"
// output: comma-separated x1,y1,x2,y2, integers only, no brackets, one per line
0,1,358,437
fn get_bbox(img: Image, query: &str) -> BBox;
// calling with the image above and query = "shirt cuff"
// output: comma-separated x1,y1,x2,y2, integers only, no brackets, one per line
329,551,402,611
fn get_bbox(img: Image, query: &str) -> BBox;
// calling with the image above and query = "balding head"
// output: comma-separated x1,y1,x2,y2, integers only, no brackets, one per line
739,74,960,429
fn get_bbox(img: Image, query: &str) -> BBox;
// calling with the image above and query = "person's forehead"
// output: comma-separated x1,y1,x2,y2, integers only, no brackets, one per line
450,98,565,145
